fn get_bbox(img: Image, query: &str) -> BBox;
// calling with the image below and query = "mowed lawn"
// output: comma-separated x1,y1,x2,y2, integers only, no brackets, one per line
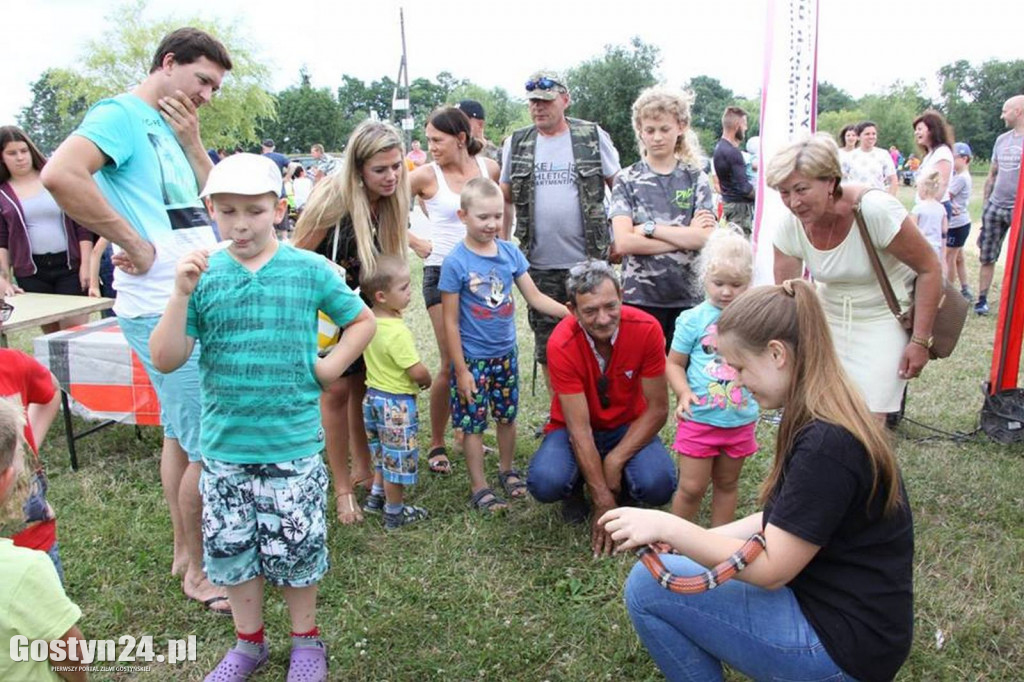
7,179,1022,681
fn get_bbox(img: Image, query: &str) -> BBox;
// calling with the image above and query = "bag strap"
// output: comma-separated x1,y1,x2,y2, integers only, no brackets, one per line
331,223,340,263
852,189,904,321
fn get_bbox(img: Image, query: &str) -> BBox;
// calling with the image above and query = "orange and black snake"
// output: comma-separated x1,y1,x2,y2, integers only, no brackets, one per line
635,533,767,593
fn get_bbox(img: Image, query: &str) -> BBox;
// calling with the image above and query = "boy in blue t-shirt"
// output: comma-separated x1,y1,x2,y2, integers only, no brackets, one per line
149,153,375,682
440,178,568,513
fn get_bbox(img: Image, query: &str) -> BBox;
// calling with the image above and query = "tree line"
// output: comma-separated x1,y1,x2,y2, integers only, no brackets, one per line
16,2,1024,167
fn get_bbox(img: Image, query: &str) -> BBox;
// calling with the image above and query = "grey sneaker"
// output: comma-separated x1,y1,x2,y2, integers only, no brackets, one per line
362,492,385,515
383,505,429,530
961,285,973,301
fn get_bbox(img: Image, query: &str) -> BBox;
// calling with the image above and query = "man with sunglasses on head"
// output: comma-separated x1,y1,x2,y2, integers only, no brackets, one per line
500,71,621,398
526,261,676,558
42,27,234,617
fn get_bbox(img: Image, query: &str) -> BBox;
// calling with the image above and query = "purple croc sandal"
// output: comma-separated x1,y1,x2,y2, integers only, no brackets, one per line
286,642,328,682
204,647,269,682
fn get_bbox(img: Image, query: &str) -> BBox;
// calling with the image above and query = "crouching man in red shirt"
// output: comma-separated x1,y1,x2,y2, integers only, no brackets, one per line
526,260,676,557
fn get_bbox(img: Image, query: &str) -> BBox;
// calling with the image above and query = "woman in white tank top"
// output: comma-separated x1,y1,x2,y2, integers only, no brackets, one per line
409,107,504,473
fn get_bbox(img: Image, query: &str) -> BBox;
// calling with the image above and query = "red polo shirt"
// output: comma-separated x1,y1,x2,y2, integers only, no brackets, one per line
546,305,666,432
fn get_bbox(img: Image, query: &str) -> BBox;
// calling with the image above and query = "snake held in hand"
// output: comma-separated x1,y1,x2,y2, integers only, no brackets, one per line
635,533,767,593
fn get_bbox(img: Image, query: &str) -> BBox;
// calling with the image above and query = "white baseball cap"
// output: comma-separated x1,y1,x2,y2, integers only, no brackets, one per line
200,153,282,198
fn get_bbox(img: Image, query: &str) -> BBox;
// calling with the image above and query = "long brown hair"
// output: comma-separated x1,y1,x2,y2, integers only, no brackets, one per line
717,280,903,514
293,120,409,276
0,126,47,184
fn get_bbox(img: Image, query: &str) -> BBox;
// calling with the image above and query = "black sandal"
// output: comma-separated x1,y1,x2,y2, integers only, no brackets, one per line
427,446,453,475
498,468,528,499
469,487,508,514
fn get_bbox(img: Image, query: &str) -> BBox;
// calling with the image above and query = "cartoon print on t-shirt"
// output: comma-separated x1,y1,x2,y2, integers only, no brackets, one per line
698,322,748,411
467,269,514,319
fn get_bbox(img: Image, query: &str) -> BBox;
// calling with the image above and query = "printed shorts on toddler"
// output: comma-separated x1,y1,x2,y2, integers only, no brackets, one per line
673,420,758,459
449,350,519,434
364,388,420,485
201,453,329,587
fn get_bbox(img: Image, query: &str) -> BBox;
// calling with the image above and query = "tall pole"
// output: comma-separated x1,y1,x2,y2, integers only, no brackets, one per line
392,8,413,151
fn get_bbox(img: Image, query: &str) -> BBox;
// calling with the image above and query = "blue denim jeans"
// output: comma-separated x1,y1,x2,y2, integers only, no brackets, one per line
625,555,858,681
526,425,676,506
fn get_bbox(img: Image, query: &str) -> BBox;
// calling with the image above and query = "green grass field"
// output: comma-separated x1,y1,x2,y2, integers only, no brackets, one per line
7,181,1023,681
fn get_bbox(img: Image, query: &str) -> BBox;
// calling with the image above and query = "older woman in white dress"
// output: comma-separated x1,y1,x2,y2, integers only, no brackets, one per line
768,134,942,416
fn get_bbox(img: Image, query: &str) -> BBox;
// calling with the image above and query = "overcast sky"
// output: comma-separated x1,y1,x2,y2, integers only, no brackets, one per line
3,0,1020,126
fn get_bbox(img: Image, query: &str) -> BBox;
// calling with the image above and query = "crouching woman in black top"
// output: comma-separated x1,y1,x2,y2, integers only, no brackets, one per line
601,278,913,682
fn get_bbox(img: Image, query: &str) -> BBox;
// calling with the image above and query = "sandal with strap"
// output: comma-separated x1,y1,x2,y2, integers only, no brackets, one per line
469,487,508,514
497,468,528,499
384,504,429,530
427,446,453,475
205,646,269,682
335,491,363,525
286,641,328,682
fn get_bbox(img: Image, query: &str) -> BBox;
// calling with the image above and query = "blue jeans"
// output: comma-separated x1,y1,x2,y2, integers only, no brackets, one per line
527,426,676,506
625,555,857,681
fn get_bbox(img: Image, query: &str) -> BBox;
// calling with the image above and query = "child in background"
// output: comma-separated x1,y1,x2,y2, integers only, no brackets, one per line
947,142,974,300
665,229,759,526
0,397,87,682
440,177,569,513
149,153,375,682
912,170,948,269
0,348,64,581
360,255,432,529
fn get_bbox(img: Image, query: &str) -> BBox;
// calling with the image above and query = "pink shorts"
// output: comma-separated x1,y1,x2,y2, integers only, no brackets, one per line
673,420,758,459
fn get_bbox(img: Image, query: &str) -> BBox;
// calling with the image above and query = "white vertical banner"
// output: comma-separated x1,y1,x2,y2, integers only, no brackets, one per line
752,0,820,285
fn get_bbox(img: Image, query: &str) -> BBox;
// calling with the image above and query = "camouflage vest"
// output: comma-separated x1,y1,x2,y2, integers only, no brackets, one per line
507,117,609,261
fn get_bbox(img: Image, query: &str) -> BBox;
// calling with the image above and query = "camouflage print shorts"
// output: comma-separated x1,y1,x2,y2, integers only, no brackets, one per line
527,268,570,364
200,454,329,588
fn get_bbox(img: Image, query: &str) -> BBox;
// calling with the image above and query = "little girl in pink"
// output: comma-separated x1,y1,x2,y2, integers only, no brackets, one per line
665,229,759,525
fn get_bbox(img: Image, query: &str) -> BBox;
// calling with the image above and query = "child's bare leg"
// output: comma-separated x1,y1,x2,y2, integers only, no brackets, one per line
346,373,373,488
709,455,747,527
465,432,488,494
495,421,525,498
955,248,969,289
161,437,189,576
281,584,318,635
384,480,404,506
226,577,265,634
671,456,713,521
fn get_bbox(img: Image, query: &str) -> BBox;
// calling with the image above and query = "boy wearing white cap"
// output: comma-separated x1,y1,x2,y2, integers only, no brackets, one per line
150,153,375,682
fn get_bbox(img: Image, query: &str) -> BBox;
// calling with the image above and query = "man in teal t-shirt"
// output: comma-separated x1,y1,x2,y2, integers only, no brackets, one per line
42,27,235,615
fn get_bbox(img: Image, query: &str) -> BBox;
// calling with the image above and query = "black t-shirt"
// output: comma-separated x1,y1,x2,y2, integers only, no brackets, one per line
762,421,914,682
312,215,378,306
712,138,754,203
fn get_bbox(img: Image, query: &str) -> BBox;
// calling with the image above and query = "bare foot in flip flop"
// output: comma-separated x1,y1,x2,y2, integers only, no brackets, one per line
335,491,364,525
427,447,453,475
182,573,232,616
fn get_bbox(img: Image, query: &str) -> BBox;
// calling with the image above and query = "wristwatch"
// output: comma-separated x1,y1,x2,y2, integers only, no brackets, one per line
642,220,656,238
910,334,933,350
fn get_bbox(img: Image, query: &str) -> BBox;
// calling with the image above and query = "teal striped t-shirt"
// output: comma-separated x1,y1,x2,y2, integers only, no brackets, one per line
186,244,365,464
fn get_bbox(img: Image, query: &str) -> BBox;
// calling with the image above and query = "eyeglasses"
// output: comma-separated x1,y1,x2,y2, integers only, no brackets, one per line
596,374,611,410
525,77,564,93
0,300,13,322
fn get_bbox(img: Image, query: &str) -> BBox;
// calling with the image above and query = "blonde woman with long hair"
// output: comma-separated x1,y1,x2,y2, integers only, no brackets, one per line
293,120,409,524
609,87,718,350
601,280,913,682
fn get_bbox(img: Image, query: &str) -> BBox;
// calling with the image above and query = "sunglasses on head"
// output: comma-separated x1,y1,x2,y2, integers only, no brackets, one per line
525,77,564,92
596,374,611,410
0,300,13,323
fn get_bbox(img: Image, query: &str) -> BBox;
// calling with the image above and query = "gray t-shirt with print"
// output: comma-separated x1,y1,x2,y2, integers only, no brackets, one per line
501,126,620,269
990,130,1023,209
609,159,714,308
